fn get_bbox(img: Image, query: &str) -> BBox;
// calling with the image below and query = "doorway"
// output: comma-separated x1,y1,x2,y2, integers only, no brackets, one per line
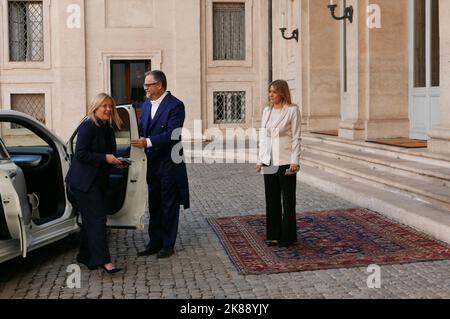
409,0,440,140
110,60,151,107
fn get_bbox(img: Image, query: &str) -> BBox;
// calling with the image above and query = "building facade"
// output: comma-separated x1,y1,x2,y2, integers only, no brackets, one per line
0,0,269,142
273,0,449,154
0,0,449,154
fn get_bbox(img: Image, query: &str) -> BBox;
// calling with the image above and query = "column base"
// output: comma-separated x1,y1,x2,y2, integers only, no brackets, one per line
428,127,450,154
339,120,365,140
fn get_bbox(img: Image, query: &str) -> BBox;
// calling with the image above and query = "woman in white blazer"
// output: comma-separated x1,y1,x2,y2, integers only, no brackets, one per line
256,80,301,248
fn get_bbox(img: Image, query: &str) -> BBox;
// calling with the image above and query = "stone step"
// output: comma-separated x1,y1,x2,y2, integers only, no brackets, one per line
303,140,450,184
299,166,450,244
301,151,450,211
303,133,450,169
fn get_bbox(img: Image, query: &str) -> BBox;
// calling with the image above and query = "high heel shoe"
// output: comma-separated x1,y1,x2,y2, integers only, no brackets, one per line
101,265,122,274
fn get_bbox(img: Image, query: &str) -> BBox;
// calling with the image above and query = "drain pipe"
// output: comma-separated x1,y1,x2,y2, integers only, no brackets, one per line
268,0,273,83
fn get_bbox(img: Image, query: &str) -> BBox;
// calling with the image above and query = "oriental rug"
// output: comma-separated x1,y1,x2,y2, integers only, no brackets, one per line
208,208,450,275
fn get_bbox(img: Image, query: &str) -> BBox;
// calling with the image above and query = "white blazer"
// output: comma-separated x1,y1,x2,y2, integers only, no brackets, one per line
258,104,302,166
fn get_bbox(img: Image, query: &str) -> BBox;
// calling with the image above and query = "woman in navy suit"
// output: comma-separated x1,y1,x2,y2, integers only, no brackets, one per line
66,93,124,274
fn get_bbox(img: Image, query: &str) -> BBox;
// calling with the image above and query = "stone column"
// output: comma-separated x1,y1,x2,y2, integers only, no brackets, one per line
302,0,340,131
364,0,409,140
428,0,450,154
339,0,367,140
340,0,409,140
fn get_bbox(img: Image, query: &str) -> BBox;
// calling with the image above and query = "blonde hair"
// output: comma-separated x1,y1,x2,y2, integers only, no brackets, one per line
269,80,292,107
87,93,122,129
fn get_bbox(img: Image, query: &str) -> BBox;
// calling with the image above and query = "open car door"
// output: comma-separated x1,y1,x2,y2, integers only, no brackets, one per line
0,110,81,259
67,105,147,230
0,155,30,258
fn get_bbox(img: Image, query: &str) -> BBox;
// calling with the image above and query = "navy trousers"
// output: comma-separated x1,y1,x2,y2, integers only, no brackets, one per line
146,170,180,250
73,184,111,267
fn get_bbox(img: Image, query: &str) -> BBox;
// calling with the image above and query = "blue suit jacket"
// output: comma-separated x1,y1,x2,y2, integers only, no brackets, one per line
65,119,116,193
139,92,190,209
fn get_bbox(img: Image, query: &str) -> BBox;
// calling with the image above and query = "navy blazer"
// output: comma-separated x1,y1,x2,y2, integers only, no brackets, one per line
138,92,190,209
65,118,116,193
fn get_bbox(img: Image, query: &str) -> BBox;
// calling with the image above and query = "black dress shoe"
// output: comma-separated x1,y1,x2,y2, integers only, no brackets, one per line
101,265,122,274
157,248,174,259
137,246,161,256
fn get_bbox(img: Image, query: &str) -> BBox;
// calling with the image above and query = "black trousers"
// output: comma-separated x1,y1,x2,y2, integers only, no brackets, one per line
263,165,298,244
147,172,180,250
73,184,111,267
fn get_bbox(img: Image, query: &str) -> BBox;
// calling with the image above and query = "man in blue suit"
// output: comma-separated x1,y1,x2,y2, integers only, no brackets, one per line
132,70,190,258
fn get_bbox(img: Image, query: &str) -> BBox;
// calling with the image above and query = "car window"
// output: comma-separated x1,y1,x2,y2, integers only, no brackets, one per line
0,122,47,147
114,108,131,147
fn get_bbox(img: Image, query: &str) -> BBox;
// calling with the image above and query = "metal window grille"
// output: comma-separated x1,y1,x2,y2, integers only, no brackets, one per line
213,3,245,60
10,94,45,128
213,91,245,124
8,1,44,62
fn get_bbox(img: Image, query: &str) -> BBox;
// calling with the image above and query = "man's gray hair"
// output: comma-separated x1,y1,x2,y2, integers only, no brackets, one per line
145,70,167,90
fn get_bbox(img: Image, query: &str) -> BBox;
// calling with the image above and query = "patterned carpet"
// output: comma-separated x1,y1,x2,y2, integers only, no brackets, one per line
208,209,450,275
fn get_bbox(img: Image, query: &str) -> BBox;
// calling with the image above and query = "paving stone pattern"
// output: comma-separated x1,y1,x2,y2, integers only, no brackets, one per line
0,164,449,299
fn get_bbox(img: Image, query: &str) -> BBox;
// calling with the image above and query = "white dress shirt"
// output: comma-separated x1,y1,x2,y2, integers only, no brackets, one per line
146,91,168,148
266,107,283,129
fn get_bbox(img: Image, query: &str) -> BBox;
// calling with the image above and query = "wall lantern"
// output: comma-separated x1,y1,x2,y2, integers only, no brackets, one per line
327,0,353,23
279,13,298,42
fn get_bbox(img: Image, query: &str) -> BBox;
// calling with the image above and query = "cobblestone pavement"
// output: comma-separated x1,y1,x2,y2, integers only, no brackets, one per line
0,164,449,299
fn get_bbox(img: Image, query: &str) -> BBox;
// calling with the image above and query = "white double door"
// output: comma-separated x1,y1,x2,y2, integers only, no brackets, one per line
409,0,440,140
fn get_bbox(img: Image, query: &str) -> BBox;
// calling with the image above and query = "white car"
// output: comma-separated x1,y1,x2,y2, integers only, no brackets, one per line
0,106,147,263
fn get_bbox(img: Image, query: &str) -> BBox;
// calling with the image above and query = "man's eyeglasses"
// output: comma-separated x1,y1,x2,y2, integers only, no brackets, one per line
143,82,160,89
